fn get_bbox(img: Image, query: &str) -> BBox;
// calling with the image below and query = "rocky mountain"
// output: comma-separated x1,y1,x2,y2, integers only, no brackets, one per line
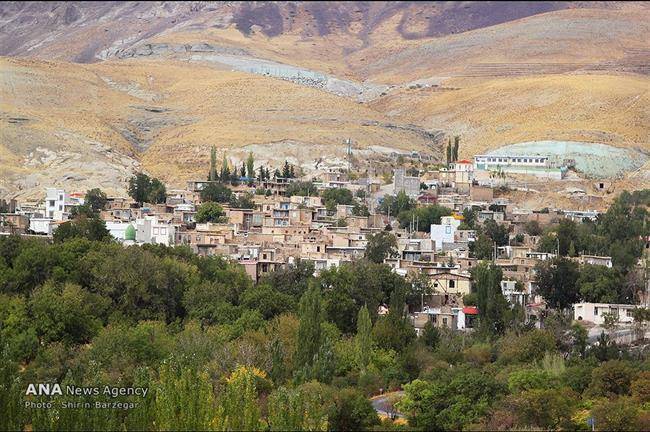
0,1,648,198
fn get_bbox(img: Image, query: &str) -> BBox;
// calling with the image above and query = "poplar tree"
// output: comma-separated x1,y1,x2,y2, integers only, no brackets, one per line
267,385,329,431
220,153,230,182
246,152,255,178
472,262,508,336
295,284,323,379
216,367,262,431
355,305,373,373
155,360,216,430
453,136,460,162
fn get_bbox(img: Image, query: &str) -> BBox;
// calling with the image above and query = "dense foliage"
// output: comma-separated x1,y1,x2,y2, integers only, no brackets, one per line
1,190,648,430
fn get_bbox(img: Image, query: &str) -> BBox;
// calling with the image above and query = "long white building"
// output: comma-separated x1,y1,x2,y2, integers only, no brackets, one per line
474,155,566,179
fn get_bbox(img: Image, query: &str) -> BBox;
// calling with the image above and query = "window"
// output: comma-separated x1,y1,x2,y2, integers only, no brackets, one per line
443,317,448,327
49,200,55,206
449,279,456,288
594,307,598,316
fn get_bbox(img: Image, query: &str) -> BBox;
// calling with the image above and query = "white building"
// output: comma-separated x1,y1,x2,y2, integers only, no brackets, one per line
430,215,462,251
501,280,527,306
577,255,613,268
44,188,84,221
29,218,55,235
136,216,176,246
105,221,135,242
573,302,636,325
474,155,566,179
45,188,67,220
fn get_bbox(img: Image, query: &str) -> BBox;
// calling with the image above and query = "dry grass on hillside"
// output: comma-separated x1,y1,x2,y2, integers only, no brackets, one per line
1,57,433,196
369,74,650,158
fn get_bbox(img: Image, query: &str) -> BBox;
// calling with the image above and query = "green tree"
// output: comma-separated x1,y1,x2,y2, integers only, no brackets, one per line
229,192,256,209
321,188,354,213
128,173,166,204
591,397,641,431
328,387,379,431
577,264,624,303
397,204,452,233
372,286,416,352
241,284,296,319
200,182,232,203
421,321,440,349
53,215,111,243
128,172,152,204
295,285,324,380
155,360,216,430
472,262,508,336
84,188,107,212
587,360,636,397
267,384,330,431
246,152,255,178
378,191,415,216
285,181,318,197
352,202,370,217
452,136,460,161
0,294,38,362
364,231,398,264
399,371,505,430
483,219,510,246
355,305,373,372
148,177,167,203
209,145,218,181
471,232,494,260
30,281,109,344
535,257,580,310
195,202,227,223
0,348,26,431
216,366,262,431
508,387,577,429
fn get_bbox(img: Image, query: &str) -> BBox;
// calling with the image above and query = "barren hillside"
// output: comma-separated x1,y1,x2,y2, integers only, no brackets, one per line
0,57,436,199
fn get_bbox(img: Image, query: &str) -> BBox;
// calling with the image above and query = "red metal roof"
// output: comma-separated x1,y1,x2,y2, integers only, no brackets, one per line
463,306,479,315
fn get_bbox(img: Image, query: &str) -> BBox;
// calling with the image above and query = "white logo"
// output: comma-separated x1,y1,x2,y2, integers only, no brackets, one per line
26,383,63,396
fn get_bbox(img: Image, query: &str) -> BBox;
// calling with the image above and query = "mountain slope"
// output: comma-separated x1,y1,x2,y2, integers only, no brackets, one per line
0,56,436,199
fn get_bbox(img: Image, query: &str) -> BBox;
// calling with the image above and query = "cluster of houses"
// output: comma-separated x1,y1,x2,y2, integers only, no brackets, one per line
1,155,647,335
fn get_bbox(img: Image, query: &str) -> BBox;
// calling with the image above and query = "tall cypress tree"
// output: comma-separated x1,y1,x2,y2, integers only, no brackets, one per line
453,136,460,162
209,145,217,181
355,305,372,373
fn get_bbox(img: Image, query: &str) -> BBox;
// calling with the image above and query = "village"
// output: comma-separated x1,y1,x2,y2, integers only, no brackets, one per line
2,145,647,341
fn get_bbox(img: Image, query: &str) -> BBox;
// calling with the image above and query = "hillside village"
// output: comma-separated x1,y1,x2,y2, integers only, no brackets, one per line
3,146,648,340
